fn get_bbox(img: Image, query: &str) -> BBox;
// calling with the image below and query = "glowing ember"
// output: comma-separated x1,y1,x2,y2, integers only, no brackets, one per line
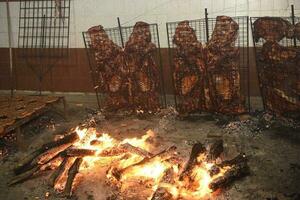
11,125,248,199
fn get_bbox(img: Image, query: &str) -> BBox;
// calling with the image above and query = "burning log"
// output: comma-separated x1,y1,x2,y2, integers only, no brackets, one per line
49,157,74,187
99,143,152,158
209,161,249,191
205,139,223,161
112,146,177,180
179,143,206,180
63,158,83,197
64,148,96,157
14,132,79,175
9,166,40,186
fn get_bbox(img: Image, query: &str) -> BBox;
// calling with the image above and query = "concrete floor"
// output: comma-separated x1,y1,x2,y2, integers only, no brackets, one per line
0,94,299,200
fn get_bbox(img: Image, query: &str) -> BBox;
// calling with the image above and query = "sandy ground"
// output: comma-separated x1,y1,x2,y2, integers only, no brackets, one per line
0,103,299,200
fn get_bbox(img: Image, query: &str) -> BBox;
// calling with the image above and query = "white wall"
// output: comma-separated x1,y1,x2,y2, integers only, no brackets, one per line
0,0,300,48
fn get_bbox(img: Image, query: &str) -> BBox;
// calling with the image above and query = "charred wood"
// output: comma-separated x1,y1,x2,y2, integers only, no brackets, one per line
14,132,79,175
63,158,83,197
209,161,249,191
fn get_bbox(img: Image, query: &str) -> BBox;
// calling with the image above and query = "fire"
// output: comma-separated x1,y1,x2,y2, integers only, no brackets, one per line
63,127,232,199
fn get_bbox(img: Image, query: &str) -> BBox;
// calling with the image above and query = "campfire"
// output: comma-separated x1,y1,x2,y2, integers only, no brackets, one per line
9,128,249,199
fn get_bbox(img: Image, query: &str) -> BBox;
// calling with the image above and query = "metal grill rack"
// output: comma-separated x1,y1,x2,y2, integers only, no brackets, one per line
83,23,166,110
166,16,250,115
18,0,71,94
250,16,300,116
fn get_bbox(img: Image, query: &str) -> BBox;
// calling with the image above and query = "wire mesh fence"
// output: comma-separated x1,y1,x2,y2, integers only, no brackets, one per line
83,23,166,111
250,16,300,116
166,16,250,115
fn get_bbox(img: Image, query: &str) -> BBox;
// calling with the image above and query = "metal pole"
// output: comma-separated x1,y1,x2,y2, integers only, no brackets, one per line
205,8,209,42
291,5,297,47
6,0,14,98
117,17,124,48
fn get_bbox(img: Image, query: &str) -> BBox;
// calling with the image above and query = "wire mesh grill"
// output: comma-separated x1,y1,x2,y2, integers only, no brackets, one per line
166,16,250,115
250,16,300,116
17,0,71,93
18,0,71,57
83,23,166,111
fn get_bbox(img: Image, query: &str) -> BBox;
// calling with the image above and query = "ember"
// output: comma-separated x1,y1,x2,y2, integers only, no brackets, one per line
10,127,249,199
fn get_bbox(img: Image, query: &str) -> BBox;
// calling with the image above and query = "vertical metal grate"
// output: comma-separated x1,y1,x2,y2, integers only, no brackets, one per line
250,16,300,116
18,0,71,94
82,23,166,110
166,16,250,115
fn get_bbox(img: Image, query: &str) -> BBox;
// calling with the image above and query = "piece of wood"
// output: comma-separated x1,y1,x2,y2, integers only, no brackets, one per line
49,157,72,187
63,158,83,197
14,132,79,175
179,143,206,180
205,139,223,161
100,143,153,158
8,165,40,186
209,162,249,191
119,143,153,158
114,146,177,180
64,148,96,157
36,143,73,165
218,154,247,168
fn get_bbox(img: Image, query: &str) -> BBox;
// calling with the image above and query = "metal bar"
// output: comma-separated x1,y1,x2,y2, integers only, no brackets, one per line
117,17,124,48
82,32,101,109
166,23,178,110
6,0,14,98
291,5,297,47
155,24,167,107
205,8,209,42
246,16,250,112
250,17,266,110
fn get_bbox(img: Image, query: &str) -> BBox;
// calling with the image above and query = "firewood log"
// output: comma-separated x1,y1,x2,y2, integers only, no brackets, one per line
8,165,40,186
113,146,177,180
64,148,96,157
205,139,223,162
14,132,79,175
209,161,249,191
49,157,74,187
179,143,206,180
63,158,83,197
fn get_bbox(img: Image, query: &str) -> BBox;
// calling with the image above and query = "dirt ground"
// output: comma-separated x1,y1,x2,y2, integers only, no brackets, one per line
0,102,299,200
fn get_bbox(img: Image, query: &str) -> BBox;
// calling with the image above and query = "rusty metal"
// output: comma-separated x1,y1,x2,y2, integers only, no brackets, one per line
251,16,300,117
167,16,250,115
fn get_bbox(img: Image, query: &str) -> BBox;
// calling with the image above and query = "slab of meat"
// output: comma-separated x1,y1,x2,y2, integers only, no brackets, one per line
88,26,128,110
172,21,205,113
253,17,294,42
124,22,161,111
205,16,245,114
257,40,300,115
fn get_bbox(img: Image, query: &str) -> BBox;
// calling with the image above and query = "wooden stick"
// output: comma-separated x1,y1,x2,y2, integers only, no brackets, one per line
63,158,83,197
49,157,72,187
179,143,206,180
14,132,79,175
114,146,177,180
205,139,223,161
64,148,96,157
9,166,40,186
209,162,249,191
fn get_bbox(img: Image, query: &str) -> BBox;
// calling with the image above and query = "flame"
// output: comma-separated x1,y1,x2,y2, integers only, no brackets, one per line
59,127,232,199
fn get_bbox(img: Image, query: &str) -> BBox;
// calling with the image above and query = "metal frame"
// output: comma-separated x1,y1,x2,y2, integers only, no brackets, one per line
18,0,71,94
166,15,250,114
250,15,300,114
82,22,166,110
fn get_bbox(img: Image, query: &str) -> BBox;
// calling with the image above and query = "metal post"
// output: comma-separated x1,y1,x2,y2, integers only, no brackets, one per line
117,17,124,48
6,0,14,98
205,8,209,42
291,5,297,47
